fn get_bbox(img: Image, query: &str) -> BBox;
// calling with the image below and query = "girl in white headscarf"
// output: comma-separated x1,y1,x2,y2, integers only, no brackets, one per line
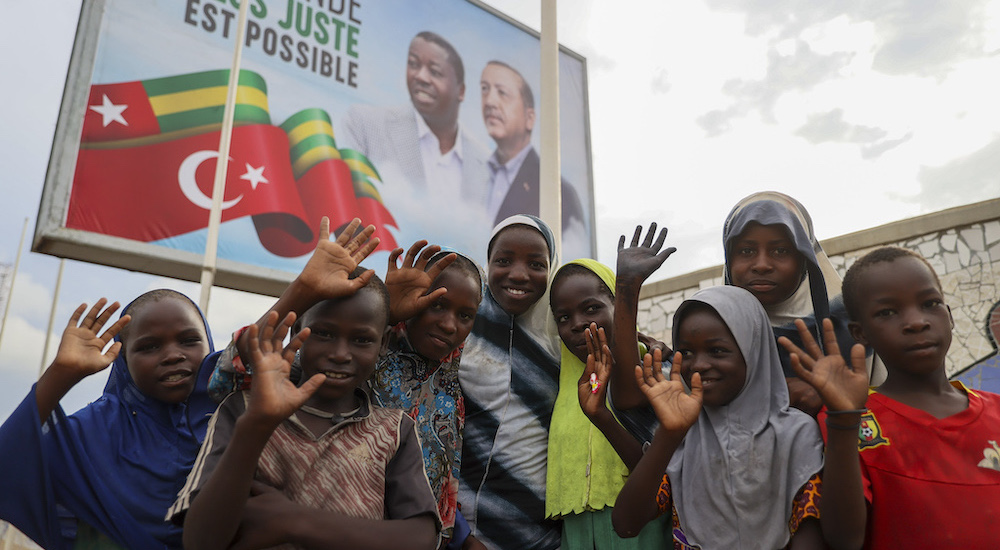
613,286,825,550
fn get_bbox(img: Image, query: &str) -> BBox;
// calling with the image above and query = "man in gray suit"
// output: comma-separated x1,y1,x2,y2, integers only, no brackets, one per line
342,32,491,213
480,60,587,258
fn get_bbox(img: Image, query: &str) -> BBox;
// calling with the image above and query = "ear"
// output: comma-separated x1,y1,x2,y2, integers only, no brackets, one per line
458,82,465,103
525,107,535,133
849,321,869,346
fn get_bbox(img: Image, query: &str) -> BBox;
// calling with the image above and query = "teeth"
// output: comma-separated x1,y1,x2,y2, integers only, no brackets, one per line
506,288,526,296
325,372,349,379
163,373,187,382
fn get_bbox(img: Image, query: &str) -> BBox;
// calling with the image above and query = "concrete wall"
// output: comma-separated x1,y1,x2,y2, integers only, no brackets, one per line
635,198,1000,378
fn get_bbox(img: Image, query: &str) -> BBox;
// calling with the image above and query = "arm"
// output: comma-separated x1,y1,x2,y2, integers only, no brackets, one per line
35,299,129,423
612,350,701,537
788,518,824,550
779,319,870,550
184,313,325,550
611,223,676,409
578,324,643,469
233,217,378,363
385,240,456,325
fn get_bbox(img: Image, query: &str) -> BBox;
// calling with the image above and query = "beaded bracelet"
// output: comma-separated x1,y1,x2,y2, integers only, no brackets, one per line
825,408,867,416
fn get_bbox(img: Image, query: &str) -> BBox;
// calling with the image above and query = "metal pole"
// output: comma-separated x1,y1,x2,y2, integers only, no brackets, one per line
198,0,251,312
0,218,29,356
39,259,66,376
540,0,562,259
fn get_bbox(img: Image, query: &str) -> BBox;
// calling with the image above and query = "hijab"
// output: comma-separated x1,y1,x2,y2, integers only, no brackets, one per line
666,286,824,550
723,191,866,379
0,290,219,550
545,259,630,516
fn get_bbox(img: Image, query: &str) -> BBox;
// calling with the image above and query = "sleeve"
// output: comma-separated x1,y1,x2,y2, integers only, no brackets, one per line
788,474,822,534
166,392,245,523
384,415,441,530
0,388,72,550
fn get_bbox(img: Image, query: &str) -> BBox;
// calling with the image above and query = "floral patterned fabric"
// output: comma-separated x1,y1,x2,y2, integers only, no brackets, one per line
370,324,465,538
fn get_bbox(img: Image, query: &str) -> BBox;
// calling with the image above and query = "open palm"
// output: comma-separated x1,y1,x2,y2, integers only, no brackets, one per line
616,223,677,286
635,349,702,433
52,299,130,378
246,312,325,427
778,318,869,412
385,240,456,323
296,217,379,300
578,324,612,418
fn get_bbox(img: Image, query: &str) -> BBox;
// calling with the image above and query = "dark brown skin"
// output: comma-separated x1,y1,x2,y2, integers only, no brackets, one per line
610,223,676,410
182,313,437,550
35,299,130,423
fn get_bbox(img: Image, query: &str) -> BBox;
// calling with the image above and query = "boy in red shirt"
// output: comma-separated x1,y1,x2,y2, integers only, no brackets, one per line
780,246,1000,549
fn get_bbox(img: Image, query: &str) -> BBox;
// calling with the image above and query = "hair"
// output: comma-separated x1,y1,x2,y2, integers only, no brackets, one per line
428,251,483,303
842,246,943,321
485,60,534,110
549,263,613,309
414,31,464,86
119,289,200,348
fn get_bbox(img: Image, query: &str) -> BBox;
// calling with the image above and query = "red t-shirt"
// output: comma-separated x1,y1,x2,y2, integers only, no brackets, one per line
820,383,1000,548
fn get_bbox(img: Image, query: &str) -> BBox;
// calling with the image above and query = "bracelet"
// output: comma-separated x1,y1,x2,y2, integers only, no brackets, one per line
825,408,867,416
825,417,861,431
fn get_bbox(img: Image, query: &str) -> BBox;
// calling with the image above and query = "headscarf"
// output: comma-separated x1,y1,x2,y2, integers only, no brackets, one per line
458,215,562,550
666,286,824,550
722,191,869,380
545,259,630,516
0,291,219,550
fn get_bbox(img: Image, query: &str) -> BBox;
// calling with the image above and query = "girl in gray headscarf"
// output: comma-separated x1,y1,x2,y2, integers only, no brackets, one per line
612,286,825,550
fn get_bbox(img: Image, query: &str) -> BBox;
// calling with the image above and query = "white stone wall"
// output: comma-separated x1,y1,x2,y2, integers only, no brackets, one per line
637,218,1000,377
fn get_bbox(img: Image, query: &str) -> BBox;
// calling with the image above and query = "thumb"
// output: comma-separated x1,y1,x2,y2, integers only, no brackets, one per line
297,374,326,401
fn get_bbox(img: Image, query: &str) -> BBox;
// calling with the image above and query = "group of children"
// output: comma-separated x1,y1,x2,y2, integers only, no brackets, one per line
1,193,997,550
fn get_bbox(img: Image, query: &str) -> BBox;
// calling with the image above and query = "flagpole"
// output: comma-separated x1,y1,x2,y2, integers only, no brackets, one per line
198,0,251,312
540,0,562,260
40,259,66,376
0,218,29,357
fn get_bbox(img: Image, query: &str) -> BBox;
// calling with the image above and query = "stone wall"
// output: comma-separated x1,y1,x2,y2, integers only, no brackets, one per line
635,198,1000,378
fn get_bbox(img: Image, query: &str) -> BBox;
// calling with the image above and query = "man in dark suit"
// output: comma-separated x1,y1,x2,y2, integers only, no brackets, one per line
480,61,586,254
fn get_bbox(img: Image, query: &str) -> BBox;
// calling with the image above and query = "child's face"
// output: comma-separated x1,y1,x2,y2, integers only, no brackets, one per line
550,271,614,363
728,223,804,307
123,297,210,404
406,267,480,361
488,225,550,316
675,306,747,407
849,256,952,376
298,290,389,409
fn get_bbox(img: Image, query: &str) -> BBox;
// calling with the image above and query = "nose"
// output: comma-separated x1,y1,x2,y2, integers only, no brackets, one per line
328,338,351,363
508,262,529,282
438,311,457,334
901,307,930,333
160,343,186,365
414,64,432,84
750,254,773,273
687,353,710,374
483,87,498,108
570,313,589,333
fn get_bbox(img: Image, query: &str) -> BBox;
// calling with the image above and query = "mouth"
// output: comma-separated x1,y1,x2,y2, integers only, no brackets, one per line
428,334,454,349
410,88,436,103
905,342,938,353
745,280,777,292
503,287,530,297
322,371,351,380
160,369,193,385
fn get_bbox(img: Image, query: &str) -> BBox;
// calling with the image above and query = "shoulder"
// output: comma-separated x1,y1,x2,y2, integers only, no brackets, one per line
346,104,411,125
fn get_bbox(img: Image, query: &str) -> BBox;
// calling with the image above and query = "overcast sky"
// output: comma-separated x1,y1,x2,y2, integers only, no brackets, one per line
1,0,998,420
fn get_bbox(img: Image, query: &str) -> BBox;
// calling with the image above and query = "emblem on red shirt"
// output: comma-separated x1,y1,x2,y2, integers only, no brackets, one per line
857,411,890,451
978,440,1000,472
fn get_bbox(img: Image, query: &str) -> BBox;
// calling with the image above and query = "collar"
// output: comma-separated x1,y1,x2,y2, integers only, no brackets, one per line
414,107,463,161
488,142,532,176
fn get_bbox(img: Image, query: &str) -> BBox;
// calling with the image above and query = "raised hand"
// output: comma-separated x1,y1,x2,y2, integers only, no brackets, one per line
778,318,869,412
245,312,325,427
616,223,677,288
51,299,130,380
634,349,702,433
296,217,379,300
578,323,613,418
385,240,457,324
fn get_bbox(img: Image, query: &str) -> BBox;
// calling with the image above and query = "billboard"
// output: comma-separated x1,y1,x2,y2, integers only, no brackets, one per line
35,0,594,296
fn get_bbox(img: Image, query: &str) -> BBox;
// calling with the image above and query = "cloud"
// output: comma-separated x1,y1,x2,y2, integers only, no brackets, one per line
650,68,672,95
794,108,913,158
915,135,1000,210
705,0,995,77
697,40,852,135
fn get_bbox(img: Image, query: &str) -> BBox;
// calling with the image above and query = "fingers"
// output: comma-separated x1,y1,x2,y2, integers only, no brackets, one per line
67,303,88,329
787,351,813,382
100,314,131,345
334,218,362,246
617,234,626,252
246,323,262,360
667,351,683,384
650,224,666,250
91,300,120,334
688,372,703,403
352,234,380,263
820,318,842,360
425,252,456,281
283,327,310,365
349,269,375,291
318,216,330,242
792,319,823,360
298,373,326,399
403,240,428,268
80,299,109,330
777,335,815,369
630,224,643,247
657,246,678,262
387,247,404,271
102,341,124,363
850,343,868,376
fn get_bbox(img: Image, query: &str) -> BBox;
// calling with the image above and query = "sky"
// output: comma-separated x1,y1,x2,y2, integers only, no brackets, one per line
1,0,999,420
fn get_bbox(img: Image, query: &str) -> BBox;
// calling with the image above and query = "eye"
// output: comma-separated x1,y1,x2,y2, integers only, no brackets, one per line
585,304,603,314
555,314,569,324
353,336,376,345
431,69,443,78
134,342,159,353
493,257,511,267
710,346,731,355
311,329,332,340
773,247,791,256
924,298,944,309
529,261,547,271
480,83,489,94
874,309,895,318
459,312,474,322
737,246,754,256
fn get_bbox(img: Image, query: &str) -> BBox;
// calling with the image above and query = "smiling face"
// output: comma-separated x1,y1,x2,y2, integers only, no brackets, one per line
123,296,210,404
728,223,805,307
487,225,550,316
298,290,389,412
550,270,614,363
406,37,464,125
480,63,533,151
406,267,481,361
674,305,747,408
849,256,953,378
